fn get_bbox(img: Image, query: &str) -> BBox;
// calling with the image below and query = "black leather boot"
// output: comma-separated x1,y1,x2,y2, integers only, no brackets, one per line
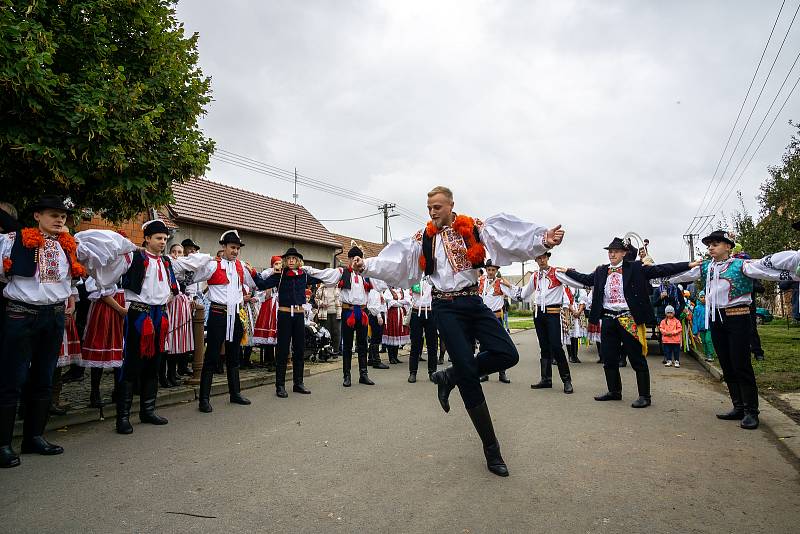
594,367,622,401
358,352,374,385
167,355,181,387
177,353,192,376
227,366,251,405
388,346,399,364
342,352,352,387
498,370,511,384
0,404,20,468
466,401,509,477
198,365,214,412
716,381,745,420
370,344,389,369
556,359,573,394
740,384,760,430
158,355,170,389
431,367,456,413
139,378,168,425
530,360,553,389
89,368,104,408
116,380,134,434
20,399,64,456
276,361,288,397
569,339,581,363
631,369,651,408
408,371,417,383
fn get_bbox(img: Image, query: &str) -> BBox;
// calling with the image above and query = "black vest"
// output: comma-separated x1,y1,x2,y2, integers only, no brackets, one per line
339,268,370,290
121,251,178,296
7,235,37,277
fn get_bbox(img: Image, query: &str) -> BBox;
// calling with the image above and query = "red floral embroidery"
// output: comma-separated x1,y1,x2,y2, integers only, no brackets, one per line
19,228,86,278
418,214,486,273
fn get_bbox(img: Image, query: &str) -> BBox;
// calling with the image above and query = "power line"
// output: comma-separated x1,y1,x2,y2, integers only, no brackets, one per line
686,0,788,234
317,212,381,222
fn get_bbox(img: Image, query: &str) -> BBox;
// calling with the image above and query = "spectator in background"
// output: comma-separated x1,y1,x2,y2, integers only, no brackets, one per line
660,305,683,368
316,283,341,357
692,291,715,362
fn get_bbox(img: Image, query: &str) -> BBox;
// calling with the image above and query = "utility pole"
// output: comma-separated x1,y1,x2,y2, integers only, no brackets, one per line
378,203,398,245
684,214,714,261
293,167,299,204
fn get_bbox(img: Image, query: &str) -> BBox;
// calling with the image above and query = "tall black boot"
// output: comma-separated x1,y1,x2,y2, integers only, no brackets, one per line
342,352,352,387
631,369,651,408
371,344,389,369
139,378,168,425
430,366,456,412
555,359,573,394
198,365,214,412
569,339,581,363
358,352,374,385
90,368,104,408
275,360,288,397
0,404,21,468
594,367,622,401
530,359,553,389
177,352,192,376
167,355,181,387
158,355,170,388
388,346,399,364
20,398,63,455
116,380,134,434
227,365,251,405
716,381,745,420
596,341,603,363
739,384,760,430
466,401,509,477
498,370,511,384
291,354,310,394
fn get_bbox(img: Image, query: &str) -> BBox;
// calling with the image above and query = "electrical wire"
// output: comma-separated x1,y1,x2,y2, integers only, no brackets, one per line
317,212,381,222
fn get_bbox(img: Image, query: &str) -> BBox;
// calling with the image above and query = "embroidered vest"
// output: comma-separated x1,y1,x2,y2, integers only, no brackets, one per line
121,251,179,296
700,258,753,300
208,258,245,287
419,223,485,276
478,277,503,296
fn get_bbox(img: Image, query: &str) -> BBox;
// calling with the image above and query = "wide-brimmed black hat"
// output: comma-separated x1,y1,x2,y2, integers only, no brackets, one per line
604,237,627,251
30,195,75,214
181,238,200,251
282,247,303,260
219,230,244,247
485,259,498,268
142,219,170,237
348,244,364,258
701,230,735,247
535,251,552,258
793,219,800,231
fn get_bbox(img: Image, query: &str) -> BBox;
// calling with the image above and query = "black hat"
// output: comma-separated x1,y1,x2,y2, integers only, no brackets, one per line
142,219,170,237
701,230,735,247
219,230,244,247
793,219,800,231
282,247,303,260
604,237,627,251
347,240,364,259
485,259,499,268
30,195,75,214
535,251,552,258
181,238,200,251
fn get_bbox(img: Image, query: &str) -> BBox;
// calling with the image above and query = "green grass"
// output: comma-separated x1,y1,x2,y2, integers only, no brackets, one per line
507,316,533,330
752,319,800,392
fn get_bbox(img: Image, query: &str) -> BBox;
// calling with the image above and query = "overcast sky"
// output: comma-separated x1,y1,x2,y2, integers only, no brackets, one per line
176,0,799,273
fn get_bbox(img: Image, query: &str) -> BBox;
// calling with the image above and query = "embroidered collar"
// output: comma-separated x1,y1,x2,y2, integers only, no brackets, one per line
17,227,86,277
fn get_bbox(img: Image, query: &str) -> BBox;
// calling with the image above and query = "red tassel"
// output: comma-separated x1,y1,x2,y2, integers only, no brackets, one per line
140,316,155,358
158,315,169,353
361,313,368,327
419,255,427,272
346,312,356,328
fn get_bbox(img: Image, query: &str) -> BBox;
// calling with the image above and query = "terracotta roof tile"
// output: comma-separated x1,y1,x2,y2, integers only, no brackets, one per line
331,233,387,265
170,177,340,248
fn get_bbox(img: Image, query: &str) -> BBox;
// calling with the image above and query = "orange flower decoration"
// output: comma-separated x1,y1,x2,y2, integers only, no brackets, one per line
418,214,486,272
2,258,11,273
19,228,87,278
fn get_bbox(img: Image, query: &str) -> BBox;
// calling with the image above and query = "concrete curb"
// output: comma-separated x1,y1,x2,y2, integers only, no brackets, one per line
14,363,340,438
687,347,800,462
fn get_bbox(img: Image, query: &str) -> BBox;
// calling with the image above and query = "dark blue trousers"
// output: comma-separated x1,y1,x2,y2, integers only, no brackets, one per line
432,296,519,410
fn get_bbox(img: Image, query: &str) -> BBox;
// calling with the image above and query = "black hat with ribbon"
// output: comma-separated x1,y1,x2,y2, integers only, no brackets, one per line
180,238,200,251
701,230,735,247
347,240,364,259
282,247,303,260
142,219,170,237
604,237,627,251
219,230,244,247
30,195,75,214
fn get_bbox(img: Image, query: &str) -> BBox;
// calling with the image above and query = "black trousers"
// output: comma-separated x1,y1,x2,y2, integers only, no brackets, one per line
368,314,383,347
120,307,166,385
276,311,305,385
0,304,64,408
748,303,764,358
533,312,568,366
601,316,649,395
432,296,519,410
409,310,437,374
343,309,369,370
711,310,758,409
204,307,243,370
324,314,341,353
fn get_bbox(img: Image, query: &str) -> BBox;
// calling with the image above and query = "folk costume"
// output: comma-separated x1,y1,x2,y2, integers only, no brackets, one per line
362,212,555,477
260,247,323,397
670,230,799,429
305,244,379,387
382,287,410,363
0,196,85,467
366,284,390,370
477,261,515,383
172,230,260,411
408,277,438,382
514,255,574,393
164,268,194,384
253,255,282,368
559,237,692,409
562,286,587,363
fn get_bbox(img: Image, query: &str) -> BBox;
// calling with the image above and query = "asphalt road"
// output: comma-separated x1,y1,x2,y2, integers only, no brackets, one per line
3,329,799,533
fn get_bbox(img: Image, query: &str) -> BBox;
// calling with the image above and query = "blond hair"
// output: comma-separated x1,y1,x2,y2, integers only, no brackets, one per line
427,186,453,200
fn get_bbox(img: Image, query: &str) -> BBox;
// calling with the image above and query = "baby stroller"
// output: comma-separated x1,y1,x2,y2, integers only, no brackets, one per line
305,321,334,362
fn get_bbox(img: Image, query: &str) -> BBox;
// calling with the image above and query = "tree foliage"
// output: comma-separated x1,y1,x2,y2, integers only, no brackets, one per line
1,0,214,223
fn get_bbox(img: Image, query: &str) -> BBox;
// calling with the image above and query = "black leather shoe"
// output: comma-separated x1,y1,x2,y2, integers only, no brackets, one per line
359,372,375,385
484,443,509,477
431,369,455,413
230,393,251,405
198,399,213,413
21,436,64,456
408,372,417,383
631,396,651,408
276,386,288,398
342,374,352,388
371,361,390,370
498,372,510,384
740,413,759,429
140,411,168,425
0,445,20,468
293,383,311,394
716,409,744,420
594,392,622,401
563,380,574,394
429,372,435,382
530,380,552,389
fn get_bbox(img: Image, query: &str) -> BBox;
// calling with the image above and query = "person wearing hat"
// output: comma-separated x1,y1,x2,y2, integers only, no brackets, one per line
304,242,381,387
259,247,325,396
0,195,86,467
352,185,566,477
477,260,515,383
557,236,698,410
512,251,575,394
669,230,800,430
252,255,283,366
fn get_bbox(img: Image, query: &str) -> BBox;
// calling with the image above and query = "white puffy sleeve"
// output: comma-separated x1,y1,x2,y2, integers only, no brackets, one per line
74,230,138,287
668,265,702,284
304,266,342,287
556,270,591,289
363,236,422,289
367,290,382,315
480,213,549,265
172,253,216,283
745,251,800,281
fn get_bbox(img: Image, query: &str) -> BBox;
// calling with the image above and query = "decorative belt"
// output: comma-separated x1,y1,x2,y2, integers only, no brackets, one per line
719,306,749,317
6,300,65,315
544,306,561,315
603,309,631,320
278,305,304,313
129,301,165,313
210,302,229,312
432,285,479,301
341,303,365,310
